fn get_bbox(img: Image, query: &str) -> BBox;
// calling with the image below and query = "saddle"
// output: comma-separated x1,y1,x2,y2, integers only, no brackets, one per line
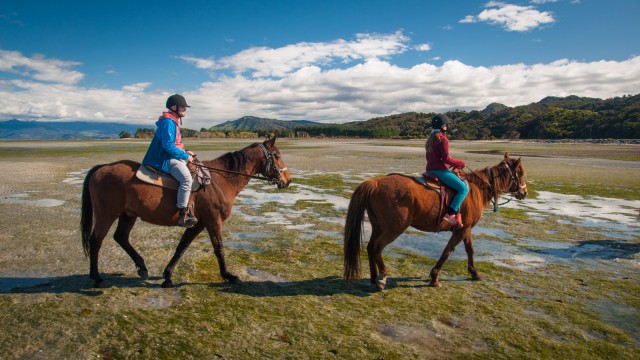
135,161,211,192
410,170,468,231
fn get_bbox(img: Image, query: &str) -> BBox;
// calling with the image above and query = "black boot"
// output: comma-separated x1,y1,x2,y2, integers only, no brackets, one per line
177,208,198,228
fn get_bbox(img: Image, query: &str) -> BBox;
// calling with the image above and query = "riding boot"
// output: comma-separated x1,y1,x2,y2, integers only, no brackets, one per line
177,208,198,228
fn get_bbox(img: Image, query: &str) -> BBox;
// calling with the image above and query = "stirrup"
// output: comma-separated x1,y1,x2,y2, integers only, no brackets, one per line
178,208,198,228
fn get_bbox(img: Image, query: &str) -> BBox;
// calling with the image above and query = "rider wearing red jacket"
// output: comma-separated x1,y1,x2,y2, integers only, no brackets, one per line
425,114,468,226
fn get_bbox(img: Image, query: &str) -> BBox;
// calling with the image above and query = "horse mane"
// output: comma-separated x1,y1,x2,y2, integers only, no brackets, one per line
214,143,261,173
465,167,494,209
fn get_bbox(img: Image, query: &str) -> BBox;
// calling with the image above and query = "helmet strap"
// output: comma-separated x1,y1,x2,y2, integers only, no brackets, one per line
170,105,183,125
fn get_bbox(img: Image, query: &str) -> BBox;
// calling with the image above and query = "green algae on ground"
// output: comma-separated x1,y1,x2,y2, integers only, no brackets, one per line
0,139,638,359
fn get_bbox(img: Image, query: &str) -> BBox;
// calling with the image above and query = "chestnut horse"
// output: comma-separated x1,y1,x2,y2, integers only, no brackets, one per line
344,152,527,290
81,137,291,288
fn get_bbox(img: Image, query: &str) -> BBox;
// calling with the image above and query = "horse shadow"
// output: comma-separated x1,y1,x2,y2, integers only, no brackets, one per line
0,274,435,297
206,275,435,297
0,273,162,296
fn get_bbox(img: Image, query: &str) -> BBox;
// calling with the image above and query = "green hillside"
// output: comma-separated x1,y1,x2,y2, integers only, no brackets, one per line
291,93,639,139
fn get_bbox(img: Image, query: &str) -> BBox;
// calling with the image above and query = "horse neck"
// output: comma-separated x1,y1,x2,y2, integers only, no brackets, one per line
467,167,495,208
207,147,265,196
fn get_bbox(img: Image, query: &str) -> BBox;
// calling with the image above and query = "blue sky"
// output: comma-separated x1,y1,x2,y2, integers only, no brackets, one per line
1,0,639,128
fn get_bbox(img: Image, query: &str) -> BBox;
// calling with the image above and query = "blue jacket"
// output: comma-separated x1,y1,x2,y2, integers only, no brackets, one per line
142,117,189,173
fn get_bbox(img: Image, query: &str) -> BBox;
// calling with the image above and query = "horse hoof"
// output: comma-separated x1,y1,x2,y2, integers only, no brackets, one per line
228,277,242,285
138,269,149,278
161,280,173,288
471,274,482,281
428,281,442,288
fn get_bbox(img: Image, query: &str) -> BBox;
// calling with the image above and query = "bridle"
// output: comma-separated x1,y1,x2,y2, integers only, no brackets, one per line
501,161,526,194
194,143,287,185
259,143,288,183
465,160,525,211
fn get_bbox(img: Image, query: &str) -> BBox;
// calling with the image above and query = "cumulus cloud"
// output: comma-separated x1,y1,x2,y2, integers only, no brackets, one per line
180,31,410,77
461,2,555,31
122,82,152,93
0,50,84,84
180,55,640,126
1,32,639,128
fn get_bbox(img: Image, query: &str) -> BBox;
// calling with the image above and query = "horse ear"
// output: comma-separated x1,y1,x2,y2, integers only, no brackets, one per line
515,157,522,167
266,136,276,146
504,152,510,160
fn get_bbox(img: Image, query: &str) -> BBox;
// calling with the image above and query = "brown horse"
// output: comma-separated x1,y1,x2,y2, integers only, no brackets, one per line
81,137,291,288
343,152,527,290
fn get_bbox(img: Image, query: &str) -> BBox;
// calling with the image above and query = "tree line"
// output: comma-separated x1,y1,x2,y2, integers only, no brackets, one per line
121,94,639,140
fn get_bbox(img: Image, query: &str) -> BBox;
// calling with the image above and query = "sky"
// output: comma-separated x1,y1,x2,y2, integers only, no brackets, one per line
1,0,639,129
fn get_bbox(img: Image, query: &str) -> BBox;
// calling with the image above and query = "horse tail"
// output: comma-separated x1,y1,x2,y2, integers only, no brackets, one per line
343,180,375,280
81,165,104,257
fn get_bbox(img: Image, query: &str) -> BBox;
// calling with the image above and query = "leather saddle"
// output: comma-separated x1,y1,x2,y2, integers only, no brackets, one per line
409,171,468,231
135,161,211,192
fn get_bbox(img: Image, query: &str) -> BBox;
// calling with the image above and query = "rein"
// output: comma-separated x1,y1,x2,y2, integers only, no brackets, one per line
192,143,286,185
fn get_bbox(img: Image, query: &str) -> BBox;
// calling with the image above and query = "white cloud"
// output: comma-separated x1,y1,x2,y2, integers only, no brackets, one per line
179,56,216,70
0,50,84,84
415,44,432,51
461,2,555,31
1,34,639,129
459,15,476,24
181,31,410,78
122,82,152,93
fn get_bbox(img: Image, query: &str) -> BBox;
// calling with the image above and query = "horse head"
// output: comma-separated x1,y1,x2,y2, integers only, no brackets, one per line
259,137,292,189
502,152,527,200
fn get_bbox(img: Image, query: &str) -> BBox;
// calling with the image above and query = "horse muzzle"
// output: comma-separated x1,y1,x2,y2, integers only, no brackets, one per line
277,172,292,189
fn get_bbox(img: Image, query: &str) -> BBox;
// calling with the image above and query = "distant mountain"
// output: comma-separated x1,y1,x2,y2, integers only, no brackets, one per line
0,120,147,140
482,102,510,115
210,116,324,131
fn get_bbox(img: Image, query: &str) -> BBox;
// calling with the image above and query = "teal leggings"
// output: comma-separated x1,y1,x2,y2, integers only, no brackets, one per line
429,170,468,212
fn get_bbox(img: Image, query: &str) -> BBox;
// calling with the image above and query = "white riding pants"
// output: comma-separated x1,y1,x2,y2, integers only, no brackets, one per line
169,158,193,209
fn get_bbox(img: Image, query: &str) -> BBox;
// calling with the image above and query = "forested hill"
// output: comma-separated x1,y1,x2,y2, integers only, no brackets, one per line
292,94,639,139
453,94,640,139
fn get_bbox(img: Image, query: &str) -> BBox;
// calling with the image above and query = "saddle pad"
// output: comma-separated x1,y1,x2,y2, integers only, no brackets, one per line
135,165,201,191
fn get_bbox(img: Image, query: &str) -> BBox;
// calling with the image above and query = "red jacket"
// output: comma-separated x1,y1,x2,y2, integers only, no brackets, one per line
425,132,465,171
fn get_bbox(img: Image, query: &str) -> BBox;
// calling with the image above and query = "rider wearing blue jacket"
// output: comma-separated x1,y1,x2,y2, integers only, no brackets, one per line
142,94,197,227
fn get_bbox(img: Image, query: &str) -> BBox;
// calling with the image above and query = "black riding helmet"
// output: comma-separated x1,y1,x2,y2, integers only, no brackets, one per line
431,113,450,130
166,94,190,109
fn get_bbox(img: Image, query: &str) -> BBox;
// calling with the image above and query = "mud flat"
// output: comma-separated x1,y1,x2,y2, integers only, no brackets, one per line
0,139,638,359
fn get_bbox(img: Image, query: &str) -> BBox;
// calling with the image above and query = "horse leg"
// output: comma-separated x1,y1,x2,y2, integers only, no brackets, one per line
113,214,148,278
88,220,115,287
207,222,241,284
429,230,464,288
367,226,404,291
161,225,204,288
462,230,481,281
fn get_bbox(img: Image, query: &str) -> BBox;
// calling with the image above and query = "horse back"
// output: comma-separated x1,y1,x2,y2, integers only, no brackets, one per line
362,174,441,229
